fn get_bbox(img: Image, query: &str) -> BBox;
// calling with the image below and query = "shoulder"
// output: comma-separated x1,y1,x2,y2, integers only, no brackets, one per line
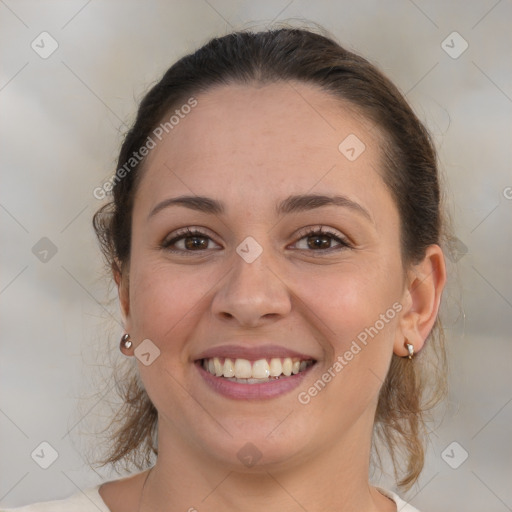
0,485,109,512
377,487,421,511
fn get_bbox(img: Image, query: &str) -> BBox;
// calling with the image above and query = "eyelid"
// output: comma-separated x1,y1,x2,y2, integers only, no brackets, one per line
161,224,353,254
161,226,222,250
292,225,353,248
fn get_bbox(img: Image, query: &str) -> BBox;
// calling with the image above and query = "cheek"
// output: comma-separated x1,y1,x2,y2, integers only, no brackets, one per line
295,267,401,416
294,260,402,354
128,257,219,349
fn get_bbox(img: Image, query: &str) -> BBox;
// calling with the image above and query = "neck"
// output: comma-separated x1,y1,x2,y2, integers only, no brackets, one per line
139,416,395,512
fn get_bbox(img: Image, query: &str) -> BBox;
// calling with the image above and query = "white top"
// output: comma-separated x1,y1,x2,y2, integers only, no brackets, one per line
1,485,420,511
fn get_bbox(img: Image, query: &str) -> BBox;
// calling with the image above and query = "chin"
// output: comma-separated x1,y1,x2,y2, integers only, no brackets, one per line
193,414,319,472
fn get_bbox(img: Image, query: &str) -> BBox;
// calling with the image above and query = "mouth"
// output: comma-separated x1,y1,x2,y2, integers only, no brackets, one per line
193,346,318,400
198,356,316,383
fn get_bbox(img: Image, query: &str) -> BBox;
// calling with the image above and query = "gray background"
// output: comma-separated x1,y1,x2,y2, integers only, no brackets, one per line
1,1,511,510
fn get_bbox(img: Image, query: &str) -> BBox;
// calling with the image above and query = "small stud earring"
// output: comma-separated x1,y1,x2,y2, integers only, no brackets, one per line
405,342,414,360
120,333,132,351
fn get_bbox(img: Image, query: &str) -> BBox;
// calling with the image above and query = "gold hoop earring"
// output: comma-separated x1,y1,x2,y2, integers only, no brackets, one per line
405,342,414,360
120,333,132,351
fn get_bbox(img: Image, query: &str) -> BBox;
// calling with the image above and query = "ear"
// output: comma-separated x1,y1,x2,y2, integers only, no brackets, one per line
113,261,131,328
394,244,447,357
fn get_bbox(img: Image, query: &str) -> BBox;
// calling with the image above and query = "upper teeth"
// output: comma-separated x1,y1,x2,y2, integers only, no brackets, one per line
202,357,312,380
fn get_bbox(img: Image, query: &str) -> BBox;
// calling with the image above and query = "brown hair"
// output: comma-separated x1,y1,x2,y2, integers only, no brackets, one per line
92,27,447,490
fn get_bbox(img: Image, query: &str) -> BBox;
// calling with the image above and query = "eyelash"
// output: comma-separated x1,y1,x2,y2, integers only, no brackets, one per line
161,226,352,256
294,226,352,254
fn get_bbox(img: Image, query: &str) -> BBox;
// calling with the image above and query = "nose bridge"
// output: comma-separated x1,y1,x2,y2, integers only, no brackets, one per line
211,237,291,325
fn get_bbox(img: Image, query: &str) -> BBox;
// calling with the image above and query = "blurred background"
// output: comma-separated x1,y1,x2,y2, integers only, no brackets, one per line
1,1,511,510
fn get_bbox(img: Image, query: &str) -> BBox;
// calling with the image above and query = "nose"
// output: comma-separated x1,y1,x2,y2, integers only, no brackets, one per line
211,248,292,328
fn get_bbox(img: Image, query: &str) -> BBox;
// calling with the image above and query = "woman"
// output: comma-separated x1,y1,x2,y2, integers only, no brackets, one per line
5,27,447,511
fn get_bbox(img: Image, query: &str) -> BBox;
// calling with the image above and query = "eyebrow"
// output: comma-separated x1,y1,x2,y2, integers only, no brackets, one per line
148,193,372,221
149,195,224,218
276,194,372,221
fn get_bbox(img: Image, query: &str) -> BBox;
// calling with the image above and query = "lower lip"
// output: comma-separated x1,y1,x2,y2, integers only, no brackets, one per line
195,361,315,400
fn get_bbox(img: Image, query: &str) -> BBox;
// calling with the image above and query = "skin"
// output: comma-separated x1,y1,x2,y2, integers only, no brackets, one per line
99,82,446,512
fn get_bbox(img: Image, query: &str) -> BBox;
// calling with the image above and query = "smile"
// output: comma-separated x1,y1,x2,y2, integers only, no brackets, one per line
195,354,317,400
200,357,315,383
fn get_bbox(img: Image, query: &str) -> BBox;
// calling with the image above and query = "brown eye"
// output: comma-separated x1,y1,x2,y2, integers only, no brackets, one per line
305,233,335,250
162,228,221,253
293,227,351,253
182,235,209,250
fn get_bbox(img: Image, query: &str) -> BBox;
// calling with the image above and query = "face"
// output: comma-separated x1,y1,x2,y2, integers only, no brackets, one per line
122,82,408,470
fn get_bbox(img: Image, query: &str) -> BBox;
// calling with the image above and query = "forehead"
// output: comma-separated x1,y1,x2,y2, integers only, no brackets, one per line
136,81,390,215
